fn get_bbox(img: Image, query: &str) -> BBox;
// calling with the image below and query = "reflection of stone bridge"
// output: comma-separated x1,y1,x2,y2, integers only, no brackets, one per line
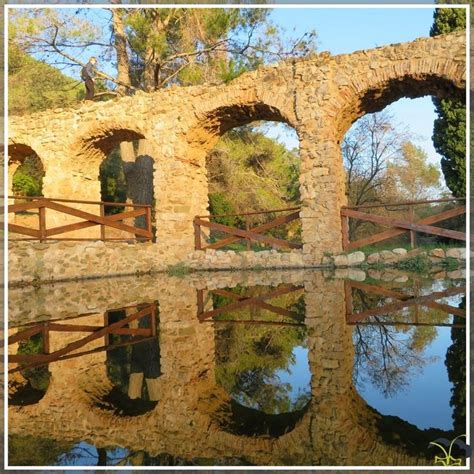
8,32,466,282
9,272,452,466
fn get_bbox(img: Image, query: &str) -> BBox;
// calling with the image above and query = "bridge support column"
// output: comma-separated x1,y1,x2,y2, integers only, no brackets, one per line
299,134,347,264
153,148,209,265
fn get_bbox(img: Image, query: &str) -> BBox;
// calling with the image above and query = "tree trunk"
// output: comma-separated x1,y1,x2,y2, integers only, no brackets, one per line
111,9,131,96
123,140,154,233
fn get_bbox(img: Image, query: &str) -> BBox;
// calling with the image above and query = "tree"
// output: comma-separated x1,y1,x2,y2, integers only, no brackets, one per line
9,45,83,115
385,142,441,202
430,7,467,197
9,7,316,223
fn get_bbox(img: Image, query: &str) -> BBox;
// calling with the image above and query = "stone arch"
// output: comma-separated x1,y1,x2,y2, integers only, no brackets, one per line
186,100,300,161
7,142,45,196
71,122,147,176
335,50,465,140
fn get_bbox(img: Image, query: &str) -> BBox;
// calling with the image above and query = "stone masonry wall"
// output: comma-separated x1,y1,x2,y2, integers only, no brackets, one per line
7,31,466,276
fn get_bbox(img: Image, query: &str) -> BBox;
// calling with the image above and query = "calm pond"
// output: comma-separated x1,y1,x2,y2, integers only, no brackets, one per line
7,269,466,467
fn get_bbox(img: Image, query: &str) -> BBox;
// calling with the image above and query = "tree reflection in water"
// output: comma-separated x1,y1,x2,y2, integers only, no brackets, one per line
97,304,161,416
351,282,461,398
211,286,311,436
9,333,51,406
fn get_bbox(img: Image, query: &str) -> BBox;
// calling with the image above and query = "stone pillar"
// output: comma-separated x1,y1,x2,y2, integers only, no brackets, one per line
153,145,209,265
299,130,347,265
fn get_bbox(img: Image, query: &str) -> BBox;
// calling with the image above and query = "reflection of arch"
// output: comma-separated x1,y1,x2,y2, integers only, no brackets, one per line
215,398,311,438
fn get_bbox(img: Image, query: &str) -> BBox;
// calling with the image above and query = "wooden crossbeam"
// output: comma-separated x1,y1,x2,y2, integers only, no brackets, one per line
342,208,468,243
348,281,466,318
345,206,466,250
44,200,151,238
8,304,156,365
211,288,302,320
195,216,302,250
201,211,301,250
45,208,147,237
198,285,303,320
347,286,465,323
8,223,40,238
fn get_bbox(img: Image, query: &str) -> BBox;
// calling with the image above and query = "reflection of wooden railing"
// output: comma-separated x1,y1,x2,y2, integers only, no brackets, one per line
8,303,157,372
7,195,152,242
345,280,465,327
197,285,304,326
341,198,468,251
193,207,302,251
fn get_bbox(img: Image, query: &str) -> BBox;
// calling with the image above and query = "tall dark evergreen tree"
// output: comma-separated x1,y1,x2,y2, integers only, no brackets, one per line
430,7,467,197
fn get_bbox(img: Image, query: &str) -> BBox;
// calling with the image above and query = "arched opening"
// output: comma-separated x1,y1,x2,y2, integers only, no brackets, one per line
94,303,161,417
9,143,45,198
208,284,311,437
197,103,302,252
9,332,51,406
77,126,156,239
340,76,466,250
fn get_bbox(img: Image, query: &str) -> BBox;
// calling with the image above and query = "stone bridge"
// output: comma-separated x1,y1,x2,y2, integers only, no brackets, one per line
8,31,466,281
8,272,453,466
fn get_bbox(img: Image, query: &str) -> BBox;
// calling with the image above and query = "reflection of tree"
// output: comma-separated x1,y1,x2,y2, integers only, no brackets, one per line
9,434,72,466
213,287,309,414
351,286,446,397
9,333,51,406
99,305,161,415
445,297,466,433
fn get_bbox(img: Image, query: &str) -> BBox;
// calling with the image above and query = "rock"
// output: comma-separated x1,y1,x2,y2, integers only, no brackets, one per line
393,274,409,283
333,254,349,267
321,255,334,266
447,269,466,279
321,359,339,369
429,248,445,258
392,248,408,256
446,248,466,260
347,251,365,265
379,250,397,262
367,252,381,264
348,269,366,281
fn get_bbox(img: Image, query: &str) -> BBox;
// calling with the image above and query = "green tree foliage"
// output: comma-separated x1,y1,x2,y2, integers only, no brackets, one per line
12,154,45,197
430,8,466,197
207,125,300,215
213,286,309,415
99,147,128,214
9,45,83,115
445,297,466,433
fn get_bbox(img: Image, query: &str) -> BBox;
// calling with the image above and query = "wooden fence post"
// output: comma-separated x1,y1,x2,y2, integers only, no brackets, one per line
38,204,46,242
100,203,106,241
341,212,350,251
194,218,202,250
146,206,152,241
409,205,416,249
245,217,251,250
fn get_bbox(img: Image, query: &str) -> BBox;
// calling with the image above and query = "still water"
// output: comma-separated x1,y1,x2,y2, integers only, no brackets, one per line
7,269,466,467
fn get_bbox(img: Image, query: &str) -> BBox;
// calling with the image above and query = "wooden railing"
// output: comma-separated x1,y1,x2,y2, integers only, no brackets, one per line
345,281,466,327
8,303,157,372
7,195,153,242
193,207,302,251
340,198,468,251
197,285,304,326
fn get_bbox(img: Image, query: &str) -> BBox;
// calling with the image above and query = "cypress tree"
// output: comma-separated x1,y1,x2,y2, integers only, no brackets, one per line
430,7,467,197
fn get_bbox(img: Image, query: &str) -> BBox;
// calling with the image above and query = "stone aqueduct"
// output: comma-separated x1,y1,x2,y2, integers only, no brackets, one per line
8,32,466,280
